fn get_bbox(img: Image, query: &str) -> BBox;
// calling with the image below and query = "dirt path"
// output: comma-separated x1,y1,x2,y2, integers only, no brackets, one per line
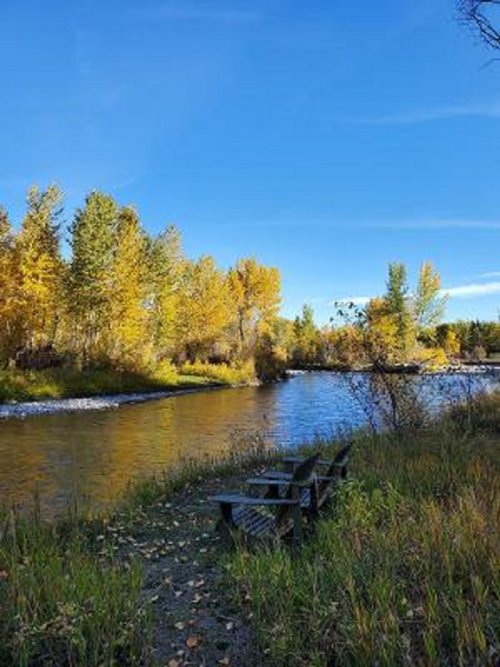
107,474,260,667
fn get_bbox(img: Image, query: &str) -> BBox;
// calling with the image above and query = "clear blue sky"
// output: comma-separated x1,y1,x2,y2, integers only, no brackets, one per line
1,0,499,324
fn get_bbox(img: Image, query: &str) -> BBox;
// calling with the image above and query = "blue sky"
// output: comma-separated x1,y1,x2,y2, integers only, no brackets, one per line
1,0,499,324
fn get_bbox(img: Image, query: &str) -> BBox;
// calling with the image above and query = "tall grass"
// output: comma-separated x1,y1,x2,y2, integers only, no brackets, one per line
0,508,151,666
230,396,500,666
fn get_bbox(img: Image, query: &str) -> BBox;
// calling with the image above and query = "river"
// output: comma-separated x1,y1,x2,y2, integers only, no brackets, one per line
0,370,497,515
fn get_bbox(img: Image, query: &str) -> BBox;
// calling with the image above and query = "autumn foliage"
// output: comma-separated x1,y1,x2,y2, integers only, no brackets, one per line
0,186,282,380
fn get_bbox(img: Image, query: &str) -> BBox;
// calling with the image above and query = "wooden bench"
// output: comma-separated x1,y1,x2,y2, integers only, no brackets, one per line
256,443,351,515
210,453,320,546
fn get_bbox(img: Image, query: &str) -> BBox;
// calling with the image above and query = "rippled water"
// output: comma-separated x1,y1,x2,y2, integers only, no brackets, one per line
0,371,497,515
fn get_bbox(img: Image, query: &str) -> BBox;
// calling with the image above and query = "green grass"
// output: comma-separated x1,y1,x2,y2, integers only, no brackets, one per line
0,367,219,403
229,395,500,666
0,508,152,666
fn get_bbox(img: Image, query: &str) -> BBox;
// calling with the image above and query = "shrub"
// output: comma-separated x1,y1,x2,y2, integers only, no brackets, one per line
179,360,255,385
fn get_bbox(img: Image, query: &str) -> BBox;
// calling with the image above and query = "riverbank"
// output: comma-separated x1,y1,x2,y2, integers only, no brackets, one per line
0,363,258,415
1,392,498,665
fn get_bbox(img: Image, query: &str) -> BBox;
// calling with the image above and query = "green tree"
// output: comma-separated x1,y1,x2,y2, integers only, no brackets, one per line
68,191,118,364
385,262,415,355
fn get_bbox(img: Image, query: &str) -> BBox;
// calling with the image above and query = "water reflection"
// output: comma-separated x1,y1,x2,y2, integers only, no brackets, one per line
0,372,496,515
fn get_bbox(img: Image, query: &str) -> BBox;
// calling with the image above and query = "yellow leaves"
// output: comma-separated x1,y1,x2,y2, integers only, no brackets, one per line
185,634,200,648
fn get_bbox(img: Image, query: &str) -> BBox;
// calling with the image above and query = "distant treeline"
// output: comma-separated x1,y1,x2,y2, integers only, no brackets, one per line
1,185,498,381
290,264,500,369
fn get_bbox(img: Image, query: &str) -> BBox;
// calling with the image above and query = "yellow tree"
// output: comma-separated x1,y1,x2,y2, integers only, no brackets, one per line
107,206,150,370
365,297,400,365
17,185,64,351
227,258,281,359
148,225,185,360
414,261,447,330
0,208,22,364
176,256,234,361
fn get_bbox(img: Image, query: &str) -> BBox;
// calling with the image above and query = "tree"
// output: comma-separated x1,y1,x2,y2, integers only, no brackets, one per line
68,191,118,364
414,261,447,330
176,256,234,362
227,258,281,359
17,185,64,351
148,225,185,359
0,208,21,364
293,304,320,366
459,1,500,50
385,262,415,354
107,206,150,369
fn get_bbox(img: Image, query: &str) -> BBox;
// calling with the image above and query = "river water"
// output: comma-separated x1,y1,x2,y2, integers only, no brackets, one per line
0,370,497,515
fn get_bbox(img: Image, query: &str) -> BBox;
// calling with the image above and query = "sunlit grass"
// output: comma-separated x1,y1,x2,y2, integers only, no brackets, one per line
0,366,219,403
179,360,256,386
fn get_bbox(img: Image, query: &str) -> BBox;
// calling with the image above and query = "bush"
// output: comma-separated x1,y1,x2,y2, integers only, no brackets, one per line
179,360,256,385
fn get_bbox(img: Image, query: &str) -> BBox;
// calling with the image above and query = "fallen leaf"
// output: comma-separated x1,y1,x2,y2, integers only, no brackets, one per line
174,622,185,631
167,659,179,667
225,621,234,631
186,635,200,649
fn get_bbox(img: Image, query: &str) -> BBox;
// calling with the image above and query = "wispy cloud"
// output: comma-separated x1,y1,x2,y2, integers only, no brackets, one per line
440,281,500,299
479,271,500,279
343,102,500,126
332,281,500,307
334,296,372,306
376,218,500,230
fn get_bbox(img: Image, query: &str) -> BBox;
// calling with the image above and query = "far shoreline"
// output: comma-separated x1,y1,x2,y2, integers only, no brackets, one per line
0,380,233,420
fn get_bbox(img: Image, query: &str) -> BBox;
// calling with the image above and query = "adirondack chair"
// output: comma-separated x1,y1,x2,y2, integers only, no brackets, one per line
209,452,320,546
255,443,351,516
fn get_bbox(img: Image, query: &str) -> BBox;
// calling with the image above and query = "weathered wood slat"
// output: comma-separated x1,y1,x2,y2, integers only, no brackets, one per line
210,494,299,506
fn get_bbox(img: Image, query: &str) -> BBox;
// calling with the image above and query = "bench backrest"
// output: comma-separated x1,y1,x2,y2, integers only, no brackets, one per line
276,452,320,525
